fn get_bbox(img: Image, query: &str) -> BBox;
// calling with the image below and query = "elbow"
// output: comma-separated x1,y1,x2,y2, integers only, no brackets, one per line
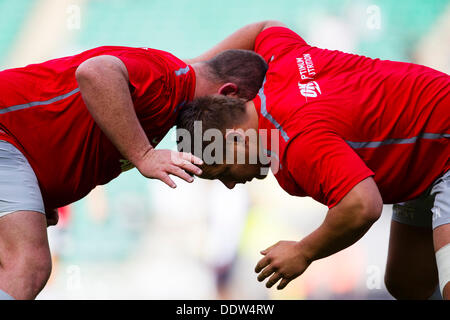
333,177,383,228
356,195,383,226
75,62,93,85
75,55,127,85
341,189,383,227
361,202,382,225
75,60,99,84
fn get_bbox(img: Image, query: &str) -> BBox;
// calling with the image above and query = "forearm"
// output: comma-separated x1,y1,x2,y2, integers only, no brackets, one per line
298,206,376,263
186,21,274,64
76,55,151,166
255,178,382,290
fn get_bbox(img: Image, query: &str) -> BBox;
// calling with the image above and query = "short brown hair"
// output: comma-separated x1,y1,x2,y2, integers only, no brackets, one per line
176,95,247,160
205,49,267,100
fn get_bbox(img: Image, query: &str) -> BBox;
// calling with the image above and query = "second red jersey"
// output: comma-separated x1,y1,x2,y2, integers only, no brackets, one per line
0,46,195,208
253,27,449,208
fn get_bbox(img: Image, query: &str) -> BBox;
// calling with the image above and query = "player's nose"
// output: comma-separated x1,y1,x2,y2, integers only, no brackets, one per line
223,181,237,189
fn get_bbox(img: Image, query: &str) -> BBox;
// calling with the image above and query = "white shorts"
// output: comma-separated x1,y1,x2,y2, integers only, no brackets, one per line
0,140,45,218
392,170,450,230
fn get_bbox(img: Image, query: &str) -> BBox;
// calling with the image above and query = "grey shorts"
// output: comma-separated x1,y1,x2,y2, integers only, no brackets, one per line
392,170,450,230
0,140,45,218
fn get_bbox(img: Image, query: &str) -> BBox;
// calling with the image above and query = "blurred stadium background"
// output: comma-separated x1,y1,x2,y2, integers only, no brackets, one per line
1,0,449,299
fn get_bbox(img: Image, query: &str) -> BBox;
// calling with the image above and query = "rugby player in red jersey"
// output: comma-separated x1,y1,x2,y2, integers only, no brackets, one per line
0,46,267,299
177,21,450,299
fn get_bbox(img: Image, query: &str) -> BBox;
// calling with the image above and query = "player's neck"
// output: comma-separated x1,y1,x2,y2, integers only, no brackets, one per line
191,63,221,98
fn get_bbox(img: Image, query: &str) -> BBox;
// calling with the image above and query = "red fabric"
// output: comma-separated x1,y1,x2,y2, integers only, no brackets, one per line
254,27,450,208
57,206,71,227
0,46,195,208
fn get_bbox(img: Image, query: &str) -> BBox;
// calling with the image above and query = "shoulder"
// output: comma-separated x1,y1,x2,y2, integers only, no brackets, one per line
94,47,184,75
255,25,309,62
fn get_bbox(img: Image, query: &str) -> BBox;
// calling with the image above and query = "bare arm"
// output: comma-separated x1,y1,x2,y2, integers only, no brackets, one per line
185,20,286,64
76,55,202,188
255,177,383,289
297,177,383,260
76,55,150,166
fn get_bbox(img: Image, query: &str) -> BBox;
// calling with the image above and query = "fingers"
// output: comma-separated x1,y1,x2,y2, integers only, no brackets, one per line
172,152,203,166
257,267,293,290
255,255,271,273
158,173,177,189
180,152,203,165
256,263,289,289
167,165,194,183
260,245,274,255
265,272,282,288
169,152,203,177
277,278,291,290
178,159,202,176
255,242,296,290
257,265,275,282
139,149,203,186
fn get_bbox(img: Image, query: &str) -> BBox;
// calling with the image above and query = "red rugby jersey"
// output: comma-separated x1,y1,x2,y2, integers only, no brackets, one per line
0,46,195,208
253,27,449,208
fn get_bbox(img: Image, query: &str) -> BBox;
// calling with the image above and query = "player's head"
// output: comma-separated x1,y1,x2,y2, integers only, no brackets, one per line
201,49,267,100
176,95,269,189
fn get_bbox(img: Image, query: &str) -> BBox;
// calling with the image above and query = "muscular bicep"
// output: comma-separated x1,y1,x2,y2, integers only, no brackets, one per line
330,176,383,222
76,52,164,116
76,55,133,119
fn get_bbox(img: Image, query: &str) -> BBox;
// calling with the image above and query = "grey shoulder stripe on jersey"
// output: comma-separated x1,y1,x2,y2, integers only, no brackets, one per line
174,66,190,76
346,133,450,149
0,88,80,115
258,77,290,143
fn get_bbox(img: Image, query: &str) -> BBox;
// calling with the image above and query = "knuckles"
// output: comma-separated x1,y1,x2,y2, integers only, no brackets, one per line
271,262,280,271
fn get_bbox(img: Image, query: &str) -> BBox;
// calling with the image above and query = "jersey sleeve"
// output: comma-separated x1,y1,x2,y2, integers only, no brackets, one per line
255,26,309,62
285,130,375,208
113,50,168,116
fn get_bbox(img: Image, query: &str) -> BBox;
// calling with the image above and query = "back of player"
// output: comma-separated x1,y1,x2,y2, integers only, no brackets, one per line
254,26,450,206
301,43,449,203
0,46,194,208
254,25,449,299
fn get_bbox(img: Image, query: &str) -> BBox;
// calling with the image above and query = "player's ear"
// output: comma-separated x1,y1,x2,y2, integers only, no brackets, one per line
218,83,238,97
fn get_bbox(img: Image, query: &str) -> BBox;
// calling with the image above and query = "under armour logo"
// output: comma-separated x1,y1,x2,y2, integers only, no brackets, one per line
298,81,321,98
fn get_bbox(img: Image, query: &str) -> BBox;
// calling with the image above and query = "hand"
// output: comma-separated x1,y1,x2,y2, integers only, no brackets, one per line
136,149,203,188
45,207,59,227
255,241,312,290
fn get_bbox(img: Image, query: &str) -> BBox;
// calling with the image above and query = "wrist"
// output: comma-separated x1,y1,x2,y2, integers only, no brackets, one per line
133,145,154,170
295,239,316,264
